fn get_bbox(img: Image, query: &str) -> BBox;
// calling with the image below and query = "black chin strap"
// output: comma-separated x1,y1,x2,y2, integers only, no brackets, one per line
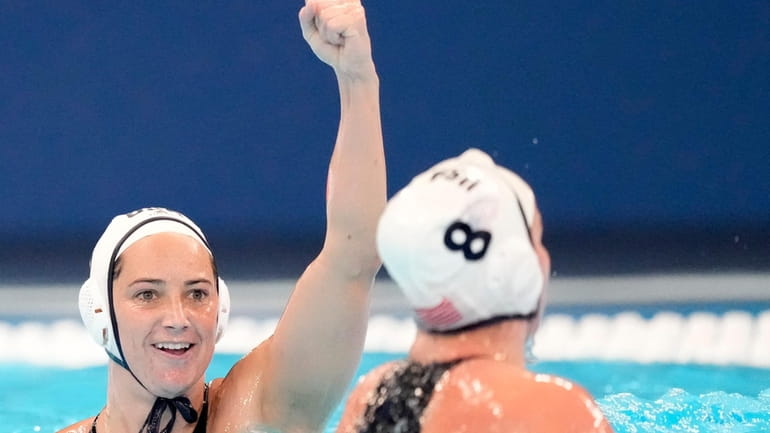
139,396,198,433
91,390,203,433
105,353,199,433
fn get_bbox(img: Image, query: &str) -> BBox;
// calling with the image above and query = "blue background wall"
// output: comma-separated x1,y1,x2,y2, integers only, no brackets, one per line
1,1,767,280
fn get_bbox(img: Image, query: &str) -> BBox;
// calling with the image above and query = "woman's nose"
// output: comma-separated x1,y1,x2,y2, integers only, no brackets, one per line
162,296,191,331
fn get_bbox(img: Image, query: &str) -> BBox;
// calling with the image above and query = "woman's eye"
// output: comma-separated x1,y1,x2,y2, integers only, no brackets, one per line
190,289,207,301
136,291,156,301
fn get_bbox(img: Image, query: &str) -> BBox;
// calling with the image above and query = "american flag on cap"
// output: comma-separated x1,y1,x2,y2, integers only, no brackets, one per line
415,297,463,328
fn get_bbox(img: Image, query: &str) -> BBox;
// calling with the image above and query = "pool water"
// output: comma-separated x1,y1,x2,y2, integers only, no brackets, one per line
4,353,770,433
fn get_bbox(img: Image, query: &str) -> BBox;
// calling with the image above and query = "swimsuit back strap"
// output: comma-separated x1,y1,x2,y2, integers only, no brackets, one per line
357,358,468,433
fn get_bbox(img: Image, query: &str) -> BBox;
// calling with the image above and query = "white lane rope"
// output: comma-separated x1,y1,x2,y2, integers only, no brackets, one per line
2,310,769,368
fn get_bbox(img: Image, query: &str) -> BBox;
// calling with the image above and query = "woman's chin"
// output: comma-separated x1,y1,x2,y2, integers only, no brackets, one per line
147,370,204,398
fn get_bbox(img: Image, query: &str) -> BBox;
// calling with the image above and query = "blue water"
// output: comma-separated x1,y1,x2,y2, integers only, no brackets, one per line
4,353,770,433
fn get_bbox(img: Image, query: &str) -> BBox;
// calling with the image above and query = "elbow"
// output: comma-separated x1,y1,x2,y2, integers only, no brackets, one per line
323,234,382,281
360,253,383,280
342,249,382,282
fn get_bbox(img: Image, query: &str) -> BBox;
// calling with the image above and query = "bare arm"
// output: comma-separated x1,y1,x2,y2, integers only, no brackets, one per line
217,1,385,432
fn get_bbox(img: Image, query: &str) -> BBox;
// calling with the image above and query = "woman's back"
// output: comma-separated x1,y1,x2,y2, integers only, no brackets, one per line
338,357,613,433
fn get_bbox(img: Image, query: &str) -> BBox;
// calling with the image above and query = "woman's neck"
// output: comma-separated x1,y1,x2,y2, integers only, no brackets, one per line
408,319,530,367
101,363,205,432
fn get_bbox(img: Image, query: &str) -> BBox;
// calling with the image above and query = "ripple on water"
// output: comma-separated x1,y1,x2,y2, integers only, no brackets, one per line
600,388,770,433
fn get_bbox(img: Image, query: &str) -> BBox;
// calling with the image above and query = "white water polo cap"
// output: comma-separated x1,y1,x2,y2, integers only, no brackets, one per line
377,148,543,332
79,207,230,366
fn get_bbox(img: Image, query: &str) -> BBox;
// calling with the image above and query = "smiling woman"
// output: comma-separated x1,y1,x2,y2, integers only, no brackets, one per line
53,1,386,432
111,231,220,400
72,209,233,433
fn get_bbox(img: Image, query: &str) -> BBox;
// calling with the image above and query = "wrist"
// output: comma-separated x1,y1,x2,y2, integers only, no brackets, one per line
335,62,379,87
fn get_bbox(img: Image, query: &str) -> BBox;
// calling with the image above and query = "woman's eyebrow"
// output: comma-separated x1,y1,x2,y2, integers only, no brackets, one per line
185,278,214,286
128,278,164,286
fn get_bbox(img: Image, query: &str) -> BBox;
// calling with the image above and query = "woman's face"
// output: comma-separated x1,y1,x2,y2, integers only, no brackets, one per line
112,232,218,398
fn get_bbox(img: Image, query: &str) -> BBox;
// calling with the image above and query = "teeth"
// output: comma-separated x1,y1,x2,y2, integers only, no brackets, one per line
154,342,191,350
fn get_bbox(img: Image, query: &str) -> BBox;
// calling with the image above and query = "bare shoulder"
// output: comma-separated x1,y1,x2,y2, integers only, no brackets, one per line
359,361,402,387
345,361,402,406
56,417,95,433
335,361,402,433
423,360,613,433
206,338,273,429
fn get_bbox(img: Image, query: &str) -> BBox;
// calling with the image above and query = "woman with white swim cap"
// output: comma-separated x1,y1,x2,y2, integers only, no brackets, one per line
58,1,385,432
335,149,614,433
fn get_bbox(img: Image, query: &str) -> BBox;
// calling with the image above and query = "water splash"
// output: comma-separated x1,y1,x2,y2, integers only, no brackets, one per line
601,388,770,433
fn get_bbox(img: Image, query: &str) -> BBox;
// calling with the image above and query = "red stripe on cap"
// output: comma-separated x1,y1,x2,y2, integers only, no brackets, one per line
415,298,462,328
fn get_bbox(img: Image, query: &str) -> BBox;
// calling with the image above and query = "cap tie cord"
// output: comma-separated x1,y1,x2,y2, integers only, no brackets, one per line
139,395,198,433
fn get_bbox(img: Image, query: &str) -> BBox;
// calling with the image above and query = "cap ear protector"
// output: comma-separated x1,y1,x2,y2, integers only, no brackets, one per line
214,277,231,341
494,156,548,338
79,277,118,356
78,208,231,365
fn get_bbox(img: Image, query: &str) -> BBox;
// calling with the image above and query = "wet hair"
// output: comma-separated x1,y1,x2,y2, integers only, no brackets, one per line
112,257,123,280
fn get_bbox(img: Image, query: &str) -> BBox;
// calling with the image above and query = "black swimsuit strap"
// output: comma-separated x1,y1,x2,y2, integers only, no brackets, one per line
357,358,471,433
193,385,209,433
90,384,209,433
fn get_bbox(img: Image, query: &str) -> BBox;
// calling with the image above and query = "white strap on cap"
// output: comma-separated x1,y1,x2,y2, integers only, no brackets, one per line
117,219,209,257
